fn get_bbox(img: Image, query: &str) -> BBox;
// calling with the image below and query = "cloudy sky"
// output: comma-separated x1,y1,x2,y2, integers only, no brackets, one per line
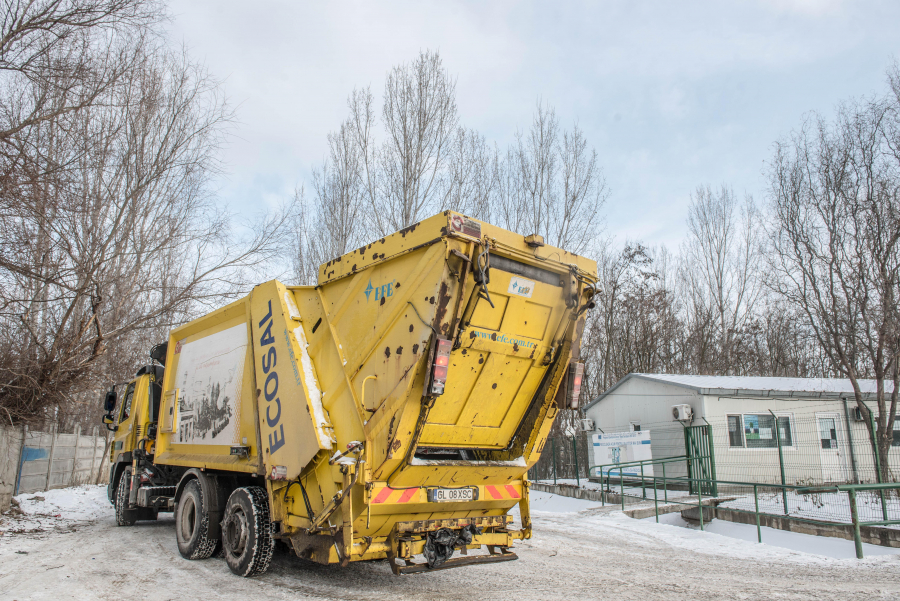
166,0,900,250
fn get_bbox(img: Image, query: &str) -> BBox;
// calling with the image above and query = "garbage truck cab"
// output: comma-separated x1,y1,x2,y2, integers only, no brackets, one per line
101,211,597,576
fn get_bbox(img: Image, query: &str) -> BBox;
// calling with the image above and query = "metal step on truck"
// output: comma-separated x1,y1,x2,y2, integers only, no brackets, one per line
101,211,597,576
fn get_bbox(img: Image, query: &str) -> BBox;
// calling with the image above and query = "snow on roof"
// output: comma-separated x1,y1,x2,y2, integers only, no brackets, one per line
582,373,895,410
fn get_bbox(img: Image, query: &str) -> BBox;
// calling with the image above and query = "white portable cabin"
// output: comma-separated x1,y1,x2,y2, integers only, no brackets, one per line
581,374,899,486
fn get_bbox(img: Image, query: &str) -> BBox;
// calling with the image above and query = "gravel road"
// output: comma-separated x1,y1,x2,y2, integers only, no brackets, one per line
1,491,899,601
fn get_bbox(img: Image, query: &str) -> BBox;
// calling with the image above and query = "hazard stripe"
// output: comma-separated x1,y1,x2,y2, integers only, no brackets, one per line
372,487,394,504
375,484,520,502
398,488,419,503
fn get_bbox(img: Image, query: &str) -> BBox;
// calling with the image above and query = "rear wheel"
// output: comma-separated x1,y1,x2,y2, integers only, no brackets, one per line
222,486,273,577
115,468,137,526
176,479,218,560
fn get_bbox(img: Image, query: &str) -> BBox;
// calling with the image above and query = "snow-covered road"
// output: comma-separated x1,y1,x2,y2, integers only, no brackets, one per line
1,486,899,600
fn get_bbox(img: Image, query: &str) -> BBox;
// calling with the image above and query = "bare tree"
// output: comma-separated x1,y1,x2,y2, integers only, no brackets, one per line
552,124,606,254
767,67,900,480
498,102,607,254
582,243,681,396
317,54,608,260
441,126,498,221
0,0,159,143
288,187,317,286
0,7,294,426
680,185,764,374
294,118,367,281
374,50,458,233
515,102,558,241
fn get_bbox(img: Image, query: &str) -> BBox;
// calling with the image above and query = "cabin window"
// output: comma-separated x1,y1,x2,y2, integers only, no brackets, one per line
743,414,793,449
728,413,793,449
727,415,744,447
119,383,135,423
818,417,838,449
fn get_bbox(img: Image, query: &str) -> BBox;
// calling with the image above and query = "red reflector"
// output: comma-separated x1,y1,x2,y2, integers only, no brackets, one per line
430,338,453,396
567,362,585,409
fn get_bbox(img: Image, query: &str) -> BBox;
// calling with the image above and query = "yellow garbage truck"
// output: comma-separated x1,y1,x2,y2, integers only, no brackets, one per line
101,211,597,576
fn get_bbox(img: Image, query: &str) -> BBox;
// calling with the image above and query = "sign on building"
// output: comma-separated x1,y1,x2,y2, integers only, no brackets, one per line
590,431,653,477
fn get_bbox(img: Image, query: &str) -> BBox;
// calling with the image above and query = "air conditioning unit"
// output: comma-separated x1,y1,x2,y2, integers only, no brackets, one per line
672,404,693,422
580,418,595,431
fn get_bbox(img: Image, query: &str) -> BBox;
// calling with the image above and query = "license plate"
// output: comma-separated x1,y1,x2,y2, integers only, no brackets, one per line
429,487,475,502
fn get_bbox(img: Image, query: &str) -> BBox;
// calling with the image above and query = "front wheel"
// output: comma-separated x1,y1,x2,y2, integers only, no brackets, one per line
115,468,137,526
222,486,274,577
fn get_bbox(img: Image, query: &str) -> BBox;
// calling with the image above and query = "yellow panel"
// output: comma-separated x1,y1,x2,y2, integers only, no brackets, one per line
469,293,508,331
426,351,486,425
512,301,552,340
467,354,532,428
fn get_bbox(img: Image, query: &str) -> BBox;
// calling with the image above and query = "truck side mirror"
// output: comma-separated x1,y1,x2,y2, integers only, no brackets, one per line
102,415,115,425
103,389,117,412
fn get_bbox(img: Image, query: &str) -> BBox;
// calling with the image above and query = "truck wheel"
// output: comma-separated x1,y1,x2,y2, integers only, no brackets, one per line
115,468,137,527
176,479,219,560
222,486,274,577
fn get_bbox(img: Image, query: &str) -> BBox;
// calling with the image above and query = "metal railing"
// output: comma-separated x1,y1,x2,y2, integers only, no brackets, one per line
590,455,691,506
617,467,900,559
577,451,900,559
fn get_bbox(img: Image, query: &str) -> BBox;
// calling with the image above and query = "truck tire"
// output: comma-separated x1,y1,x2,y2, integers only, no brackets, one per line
115,468,137,527
176,479,219,560
221,486,274,577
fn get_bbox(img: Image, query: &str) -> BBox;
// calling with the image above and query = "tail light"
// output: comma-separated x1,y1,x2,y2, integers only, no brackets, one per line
567,362,584,409
430,338,452,395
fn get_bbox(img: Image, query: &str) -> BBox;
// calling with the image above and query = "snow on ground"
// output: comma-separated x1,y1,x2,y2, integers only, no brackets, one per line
1,487,899,600
0,485,109,535
720,489,900,528
645,511,900,560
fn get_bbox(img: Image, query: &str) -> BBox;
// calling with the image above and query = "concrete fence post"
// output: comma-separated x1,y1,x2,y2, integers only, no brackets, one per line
95,432,111,485
70,424,81,486
88,426,98,487
44,422,58,492
13,424,28,496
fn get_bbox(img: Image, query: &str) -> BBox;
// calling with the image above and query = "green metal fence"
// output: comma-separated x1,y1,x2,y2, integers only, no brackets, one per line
631,470,900,559
528,434,592,485
684,423,717,497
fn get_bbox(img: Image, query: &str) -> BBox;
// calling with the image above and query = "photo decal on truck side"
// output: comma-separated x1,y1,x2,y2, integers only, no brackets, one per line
175,323,247,445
